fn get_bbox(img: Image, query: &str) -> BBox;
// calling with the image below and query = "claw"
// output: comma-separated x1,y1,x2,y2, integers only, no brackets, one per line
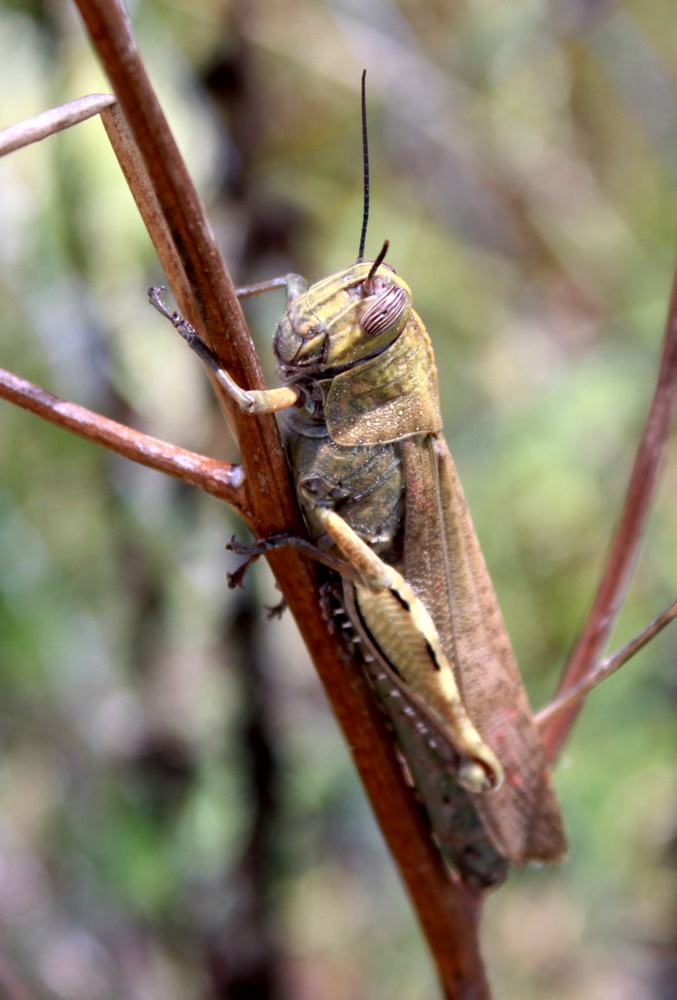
227,561,253,589
265,598,287,620
226,535,255,555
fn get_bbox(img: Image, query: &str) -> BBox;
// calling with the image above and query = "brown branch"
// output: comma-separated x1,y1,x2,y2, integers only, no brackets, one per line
99,103,199,335
540,262,677,764
0,93,116,155
536,600,677,730
0,367,247,513
67,2,489,994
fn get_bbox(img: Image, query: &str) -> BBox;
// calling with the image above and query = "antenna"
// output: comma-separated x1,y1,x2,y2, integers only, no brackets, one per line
357,69,370,261
367,239,389,281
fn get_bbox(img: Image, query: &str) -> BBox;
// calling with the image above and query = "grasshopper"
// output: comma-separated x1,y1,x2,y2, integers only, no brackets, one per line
149,81,566,887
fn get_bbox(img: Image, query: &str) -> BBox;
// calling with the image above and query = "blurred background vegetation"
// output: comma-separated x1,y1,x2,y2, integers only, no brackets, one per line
0,0,676,997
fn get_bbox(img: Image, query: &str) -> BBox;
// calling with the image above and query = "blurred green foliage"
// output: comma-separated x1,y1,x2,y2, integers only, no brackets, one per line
0,1,675,998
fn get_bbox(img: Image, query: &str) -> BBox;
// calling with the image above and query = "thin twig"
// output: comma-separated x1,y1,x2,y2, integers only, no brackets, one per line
0,367,247,512
536,600,677,729
540,264,677,763
100,103,201,344
0,94,116,156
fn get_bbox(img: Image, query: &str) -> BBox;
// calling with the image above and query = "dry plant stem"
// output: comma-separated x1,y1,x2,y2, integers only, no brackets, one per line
71,2,488,994
536,599,677,729
0,93,116,155
541,263,677,764
73,0,260,392
100,103,198,332
0,368,246,513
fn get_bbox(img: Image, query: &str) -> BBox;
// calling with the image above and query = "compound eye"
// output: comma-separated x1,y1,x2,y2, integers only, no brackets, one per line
360,284,409,338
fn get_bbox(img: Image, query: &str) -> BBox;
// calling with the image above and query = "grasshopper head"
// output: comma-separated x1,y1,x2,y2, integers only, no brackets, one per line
274,260,412,374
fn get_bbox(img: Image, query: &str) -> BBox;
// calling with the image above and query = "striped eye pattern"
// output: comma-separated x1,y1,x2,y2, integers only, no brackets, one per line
360,284,408,338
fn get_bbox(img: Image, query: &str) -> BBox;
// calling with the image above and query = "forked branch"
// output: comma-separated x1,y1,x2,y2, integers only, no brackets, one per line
537,599,677,730
540,266,677,762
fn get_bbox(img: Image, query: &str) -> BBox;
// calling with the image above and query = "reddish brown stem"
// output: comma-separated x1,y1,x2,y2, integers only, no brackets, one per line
0,367,247,513
100,103,199,334
541,264,677,763
536,599,677,729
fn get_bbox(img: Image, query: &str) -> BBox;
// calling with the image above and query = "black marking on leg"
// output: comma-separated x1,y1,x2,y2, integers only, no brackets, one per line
389,587,411,612
426,640,442,672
